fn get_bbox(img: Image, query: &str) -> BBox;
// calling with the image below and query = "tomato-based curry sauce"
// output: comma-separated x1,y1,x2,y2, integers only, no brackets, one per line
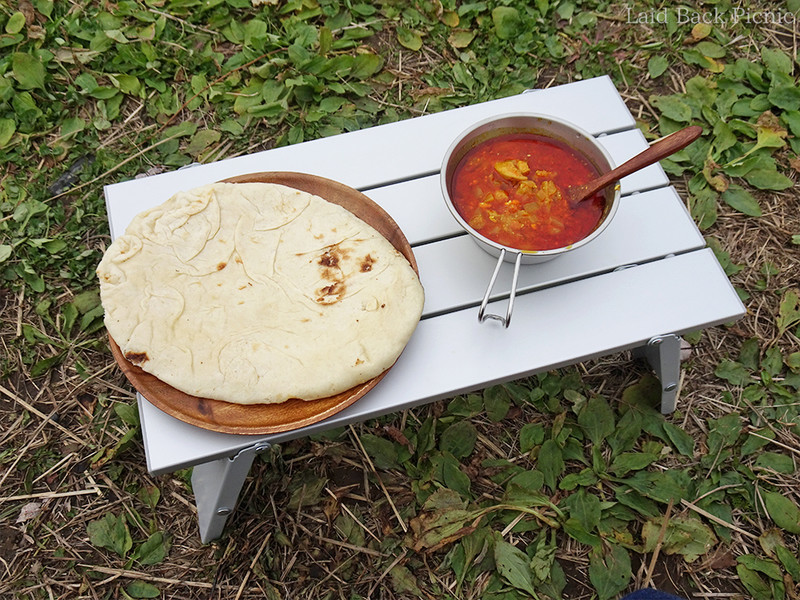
450,133,606,251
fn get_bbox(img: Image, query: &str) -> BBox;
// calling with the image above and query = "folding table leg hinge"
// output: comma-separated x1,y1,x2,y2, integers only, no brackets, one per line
191,442,271,543
633,334,682,415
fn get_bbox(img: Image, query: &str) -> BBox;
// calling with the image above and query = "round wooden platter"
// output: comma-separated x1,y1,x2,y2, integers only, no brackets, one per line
109,171,419,435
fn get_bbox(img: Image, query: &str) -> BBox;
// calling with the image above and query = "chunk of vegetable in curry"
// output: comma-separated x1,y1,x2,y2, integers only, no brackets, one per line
450,133,605,251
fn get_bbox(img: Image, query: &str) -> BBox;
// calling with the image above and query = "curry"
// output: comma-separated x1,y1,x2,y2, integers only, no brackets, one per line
450,133,606,251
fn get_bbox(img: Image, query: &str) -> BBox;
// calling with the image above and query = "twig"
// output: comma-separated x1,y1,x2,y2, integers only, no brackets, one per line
46,133,184,203
325,487,382,543
77,565,215,588
0,383,85,444
680,499,758,540
295,521,384,557
642,498,674,589
747,430,800,457
0,488,102,503
349,425,408,532
367,549,408,598
32,452,75,485
234,534,271,600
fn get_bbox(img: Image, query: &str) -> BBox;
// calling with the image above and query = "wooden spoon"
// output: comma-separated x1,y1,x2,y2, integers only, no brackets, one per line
567,125,703,205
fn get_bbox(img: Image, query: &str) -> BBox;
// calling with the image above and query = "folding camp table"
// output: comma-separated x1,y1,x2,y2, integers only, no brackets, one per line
103,76,745,542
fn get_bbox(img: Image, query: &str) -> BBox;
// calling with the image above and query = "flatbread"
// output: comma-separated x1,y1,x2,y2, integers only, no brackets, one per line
97,182,424,405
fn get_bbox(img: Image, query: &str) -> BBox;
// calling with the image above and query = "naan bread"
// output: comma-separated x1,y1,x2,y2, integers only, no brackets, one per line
97,182,424,405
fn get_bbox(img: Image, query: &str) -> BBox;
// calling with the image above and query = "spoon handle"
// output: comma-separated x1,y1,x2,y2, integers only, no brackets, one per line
570,125,703,204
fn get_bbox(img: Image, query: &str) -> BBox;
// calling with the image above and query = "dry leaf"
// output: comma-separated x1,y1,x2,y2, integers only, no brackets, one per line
16,502,42,524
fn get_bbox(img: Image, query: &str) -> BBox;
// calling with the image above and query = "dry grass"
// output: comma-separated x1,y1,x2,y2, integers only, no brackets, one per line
2,15,800,600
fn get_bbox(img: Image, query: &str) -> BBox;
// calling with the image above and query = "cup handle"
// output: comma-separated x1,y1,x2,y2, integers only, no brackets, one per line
477,249,522,327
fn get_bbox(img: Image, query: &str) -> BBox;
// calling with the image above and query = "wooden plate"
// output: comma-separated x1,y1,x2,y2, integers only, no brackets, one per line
109,172,419,435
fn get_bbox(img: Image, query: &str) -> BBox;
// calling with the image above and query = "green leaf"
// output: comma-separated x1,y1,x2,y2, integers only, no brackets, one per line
607,408,642,456
578,397,615,445
782,110,800,137
87,513,133,557
615,487,660,519
736,564,773,599
762,490,800,533
538,439,564,491
776,290,800,338
721,186,761,216
448,30,475,49
588,544,631,600
689,187,718,230
492,7,521,40
359,433,401,470
745,168,794,190
706,236,743,276
650,95,693,122
12,52,46,90
389,564,424,596
661,421,695,457
563,488,601,532
0,118,15,148
768,85,800,111
775,545,800,581
396,27,422,51
124,581,160,598
715,359,751,386
161,121,198,140
287,471,328,509
647,56,669,79
738,337,761,370
754,452,795,474
350,53,383,79
185,129,221,157
762,48,793,76
6,12,26,34
696,41,725,59
609,452,660,476
437,452,472,498
519,423,545,453
708,413,742,449
529,530,557,582
505,469,545,501
440,420,477,458
132,532,170,565
742,428,775,455
30,352,65,377
60,301,78,337
137,485,161,510
484,386,510,422
493,535,538,597
0,244,12,263
114,403,140,427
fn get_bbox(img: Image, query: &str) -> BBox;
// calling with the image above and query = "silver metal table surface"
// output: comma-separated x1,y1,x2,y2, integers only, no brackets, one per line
103,76,745,541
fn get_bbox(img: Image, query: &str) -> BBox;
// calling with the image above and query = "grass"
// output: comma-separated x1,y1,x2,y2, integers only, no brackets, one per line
1,0,799,598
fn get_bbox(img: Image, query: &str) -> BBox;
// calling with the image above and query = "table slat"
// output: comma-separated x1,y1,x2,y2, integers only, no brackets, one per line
105,76,635,239
139,247,744,474
416,186,704,317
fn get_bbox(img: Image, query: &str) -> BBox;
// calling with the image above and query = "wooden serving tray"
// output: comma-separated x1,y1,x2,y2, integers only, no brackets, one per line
109,172,420,435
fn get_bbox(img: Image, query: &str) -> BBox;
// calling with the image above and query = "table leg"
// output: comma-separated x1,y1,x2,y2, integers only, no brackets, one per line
191,442,270,543
634,334,682,414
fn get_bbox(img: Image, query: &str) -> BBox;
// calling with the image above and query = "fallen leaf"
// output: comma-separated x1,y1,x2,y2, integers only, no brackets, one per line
687,23,712,43
642,515,718,562
16,502,42,524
